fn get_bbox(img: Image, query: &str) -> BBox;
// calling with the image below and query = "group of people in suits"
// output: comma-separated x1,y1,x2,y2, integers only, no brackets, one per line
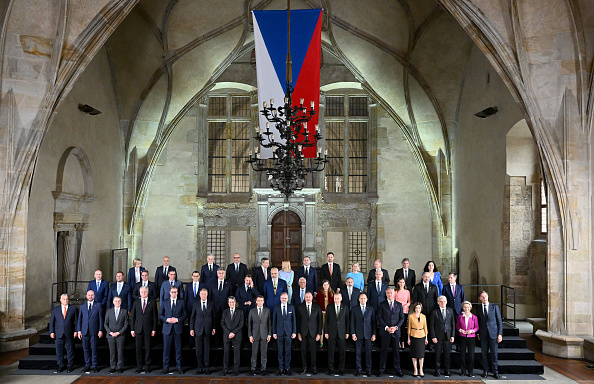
49,254,503,379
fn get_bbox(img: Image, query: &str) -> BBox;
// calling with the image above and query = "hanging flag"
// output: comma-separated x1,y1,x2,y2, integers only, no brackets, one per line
252,8,322,158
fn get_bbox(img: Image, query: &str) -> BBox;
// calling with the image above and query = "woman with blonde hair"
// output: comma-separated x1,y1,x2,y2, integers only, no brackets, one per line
279,260,295,302
408,302,429,377
127,258,145,288
345,262,364,291
457,300,479,377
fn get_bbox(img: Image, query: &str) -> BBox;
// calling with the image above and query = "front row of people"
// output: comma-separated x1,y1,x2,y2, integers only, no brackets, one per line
50,286,502,378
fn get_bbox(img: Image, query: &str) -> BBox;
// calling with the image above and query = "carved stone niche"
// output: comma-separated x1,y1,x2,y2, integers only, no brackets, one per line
254,188,319,266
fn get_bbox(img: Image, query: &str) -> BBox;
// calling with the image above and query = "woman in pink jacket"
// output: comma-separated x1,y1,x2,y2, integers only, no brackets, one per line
456,300,479,377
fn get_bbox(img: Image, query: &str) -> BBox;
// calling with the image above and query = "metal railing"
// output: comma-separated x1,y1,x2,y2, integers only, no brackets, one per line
464,284,516,328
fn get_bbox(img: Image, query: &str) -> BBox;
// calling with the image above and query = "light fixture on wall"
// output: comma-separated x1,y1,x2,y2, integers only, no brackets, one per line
474,106,498,118
78,103,102,115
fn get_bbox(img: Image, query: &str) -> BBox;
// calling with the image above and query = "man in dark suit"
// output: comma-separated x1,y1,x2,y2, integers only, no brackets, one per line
159,286,186,374
412,272,439,315
367,259,390,285
226,253,248,294
190,288,216,374
210,268,230,345
297,292,322,375
367,270,387,311
130,285,158,373
248,296,271,376
342,277,361,309
350,293,376,376
263,267,288,310
429,295,456,377
87,269,109,308
292,277,308,307
77,290,104,373
108,271,132,312
272,292,296,375
320,252,341,292
443,272,465,315
377,288,405,377
252,257,271,295
295,256,318,295
49,293,78,372
200,254,219,288
133,270,158,301
104,296,128,373
127,258,145,289
221,296,244,375
324,292,349,375
154,256,176,292
394,257,416,292
236,275,259,317
160,269,184,302
477,291,503,379
185,270,206,316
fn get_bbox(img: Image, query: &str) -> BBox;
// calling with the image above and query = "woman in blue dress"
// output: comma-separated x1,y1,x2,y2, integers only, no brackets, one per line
279,260,295,302
424,260,443,295
346,262,365,291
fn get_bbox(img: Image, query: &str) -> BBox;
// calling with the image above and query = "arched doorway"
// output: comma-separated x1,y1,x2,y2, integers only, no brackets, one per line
271,210,302,269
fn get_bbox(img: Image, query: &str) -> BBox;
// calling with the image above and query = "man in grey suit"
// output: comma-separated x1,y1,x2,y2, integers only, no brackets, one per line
104,296,128,373
248,295,271,376
221,296,244,376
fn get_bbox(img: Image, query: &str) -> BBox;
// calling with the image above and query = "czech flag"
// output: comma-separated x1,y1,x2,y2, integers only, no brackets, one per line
252,9,322,158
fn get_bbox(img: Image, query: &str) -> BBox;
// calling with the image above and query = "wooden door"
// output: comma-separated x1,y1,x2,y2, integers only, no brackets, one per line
271,211,302,269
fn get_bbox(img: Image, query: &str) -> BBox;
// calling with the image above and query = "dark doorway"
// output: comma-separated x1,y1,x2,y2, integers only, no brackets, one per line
271,210,302,269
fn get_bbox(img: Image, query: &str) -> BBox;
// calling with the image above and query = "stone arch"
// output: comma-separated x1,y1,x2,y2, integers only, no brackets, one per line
54,147,94,198
267,205,305,226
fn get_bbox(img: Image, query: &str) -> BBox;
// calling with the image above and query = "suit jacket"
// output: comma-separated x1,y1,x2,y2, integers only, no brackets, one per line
443,283,465,315
185,281,207,315
200,263,219,288
367,280,387,310
77,300,103,335
263,278,288,309
292,287,308,307
272,303,296,336
225,262,248,293
367,268,390,285
412,282,439,315
160,279,184,302
104,307,128,338
209,280,231,315
108,282,132,311
296,302,323,337
456,313,479,338
252,265,271,295
127,266,146,288
154,265,177,292
235,284,259,315
221,307,244,337
50,305,78,338
159,298,186,335
476,303,503,339
394,268,416,292
342,286,362,309
350,305,375,340
377,300,405,337
429,306,456,341
248,306,271,340
87,280,109,305
320,263,342,292
324,303,349,338
129,298,157,334
133,281,158,301
295,265,318,294
190,300,215,336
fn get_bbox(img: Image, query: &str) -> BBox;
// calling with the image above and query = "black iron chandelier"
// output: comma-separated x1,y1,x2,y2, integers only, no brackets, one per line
247,1,327,198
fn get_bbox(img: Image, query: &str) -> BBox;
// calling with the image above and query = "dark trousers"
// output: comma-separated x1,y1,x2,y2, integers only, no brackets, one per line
277,335,292,370
379,332,401,372
55,335,75,368
355,338,372,373
107,335,125,369
434,337,451,371
251,339,268,370
162,332,182,368
459,336,476,374
81,333,98,368
480,334,499,373
135,331,152,368
223,334,241,372
300,334,317,370
195,333,211,369
327,336,346,371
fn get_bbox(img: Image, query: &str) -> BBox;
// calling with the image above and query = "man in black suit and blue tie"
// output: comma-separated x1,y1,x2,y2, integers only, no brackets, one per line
295,256,318,295
272,292,296,376
87,270,109,309
49,293,78,372
159,286,186,374
367,270,387,311
160,270,184,302
292,277,308,307
477,291,503,379
350,293,376,376
133,270,158,301
77,290,103,373
108,271,132,312
200,254,219,289
377,288,405,377
190,288,216,374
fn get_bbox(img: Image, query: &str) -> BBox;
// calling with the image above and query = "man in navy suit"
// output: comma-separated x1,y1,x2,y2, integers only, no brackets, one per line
190,288,216,374
367,259,390,285
226,253,248,294
350,293,376,376
108,271,132,311
159,286,186,374
443,272,465,315
377,288,405,377
87,269,109,308
200,254,219,288
50,293,78,372
342,277,361,309
295,256,318,295
292,277,308,307
154,256,176,292
160,269,184,302
127,257,145,289
252,257,271,295
320,252,341,293
185,270,206,317
133,270,158,301
236,275,259,319
477,291,503,379
272,292,296,375
77,290,104,372
210,268,230,345
367,270,387,311
263,267,288,310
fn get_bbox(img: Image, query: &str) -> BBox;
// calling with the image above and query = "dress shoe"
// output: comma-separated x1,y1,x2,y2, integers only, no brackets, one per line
66,367,74,373
82,366,91,373
435,369,441,377
262,369,268,376
354,371,361,376
494,372,500,379
365,371,372,376
161,368,169,374
339,370,345,376
57,366,65,373
204,369,211,375
377,371,384,377
445,371,450,377
301,369,308,374
108,368,116,373
118,369,124,373
328,369,334,375
176,367,184,374
285,369,293,376
196,369,203,374
276,370,284,376
395,370,404,377
146,367,152,373
93,367,100,373
482,371,488,378
231,371,239,376
468,372,475,377
135,368,143,373
251,370,256,376
222,370,228,376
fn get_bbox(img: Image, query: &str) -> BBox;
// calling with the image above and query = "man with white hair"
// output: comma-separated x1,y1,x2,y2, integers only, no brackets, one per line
429,295,456,377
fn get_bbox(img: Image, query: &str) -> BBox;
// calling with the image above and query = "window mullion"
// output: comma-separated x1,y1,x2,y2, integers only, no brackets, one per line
343,96,350,194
